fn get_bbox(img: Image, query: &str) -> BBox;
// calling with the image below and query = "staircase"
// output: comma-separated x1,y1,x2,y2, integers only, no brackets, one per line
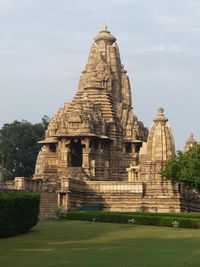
39,192,57,219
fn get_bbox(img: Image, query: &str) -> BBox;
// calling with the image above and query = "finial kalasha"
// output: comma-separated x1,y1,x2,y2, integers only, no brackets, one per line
154,107,168,125
157,107,164,114
94,25,116,45
186,133,197,144
101,24,108,32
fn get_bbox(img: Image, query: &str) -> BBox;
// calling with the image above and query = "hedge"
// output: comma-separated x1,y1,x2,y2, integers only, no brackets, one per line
120,211,200,219
0,191,40,238
60,211,200,229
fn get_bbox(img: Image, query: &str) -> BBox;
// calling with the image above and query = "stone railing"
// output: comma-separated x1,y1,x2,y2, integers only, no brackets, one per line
62,178,143,194
0,181,15,191
14,177,43,192
62,178,86,192
85,181,143,193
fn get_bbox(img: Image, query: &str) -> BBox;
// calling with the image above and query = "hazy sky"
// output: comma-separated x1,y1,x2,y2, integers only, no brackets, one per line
0,0,200,150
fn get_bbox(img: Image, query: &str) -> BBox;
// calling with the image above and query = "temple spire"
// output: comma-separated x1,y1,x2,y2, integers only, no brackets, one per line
183,133,197,153
140,108,175,162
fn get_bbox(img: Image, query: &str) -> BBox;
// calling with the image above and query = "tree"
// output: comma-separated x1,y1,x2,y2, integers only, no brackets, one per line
0,116,50,180
161,144,200,190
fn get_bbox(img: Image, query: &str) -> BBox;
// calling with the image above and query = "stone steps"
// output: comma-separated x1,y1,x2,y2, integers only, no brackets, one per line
39,192,57,219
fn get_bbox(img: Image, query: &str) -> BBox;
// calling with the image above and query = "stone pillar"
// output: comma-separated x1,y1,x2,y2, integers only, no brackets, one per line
58,192,71,211
104,160,109,179
97,141,103,166
64,140,71,166
131,143,136,154
90,160,95,177
65,191,71,211
127,166,133,182
59,178,71,211
58,139,70,177
14,177,26,190
81,139,91,174
57,193,61,206
126,166,140,182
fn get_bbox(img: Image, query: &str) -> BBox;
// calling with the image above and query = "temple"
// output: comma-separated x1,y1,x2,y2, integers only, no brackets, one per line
34,26,147,183
31,27,200,217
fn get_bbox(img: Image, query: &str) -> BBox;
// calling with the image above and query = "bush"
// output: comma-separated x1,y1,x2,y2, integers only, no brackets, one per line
113,211,200,219
0,191,40,238
53,206,67,219
62,211,200,229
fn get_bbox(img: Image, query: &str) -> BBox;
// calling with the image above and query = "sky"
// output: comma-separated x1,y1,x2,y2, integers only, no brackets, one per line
0,0,200,150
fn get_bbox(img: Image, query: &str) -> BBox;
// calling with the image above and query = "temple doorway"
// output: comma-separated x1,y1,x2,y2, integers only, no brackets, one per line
69,139,83,167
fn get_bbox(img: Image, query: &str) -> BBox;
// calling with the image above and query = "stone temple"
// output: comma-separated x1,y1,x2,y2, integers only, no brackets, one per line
30,26,200,217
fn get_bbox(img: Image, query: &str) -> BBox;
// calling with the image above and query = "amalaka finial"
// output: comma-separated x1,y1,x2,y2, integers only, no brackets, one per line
153,107,168,125
94,25,116,45
157,107,164,114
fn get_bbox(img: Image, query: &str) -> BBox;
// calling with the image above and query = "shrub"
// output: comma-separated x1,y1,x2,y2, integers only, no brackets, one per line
0,191,40,238
114,211,200,219
53,206,67,219
62,211,200,229
172,220,180,228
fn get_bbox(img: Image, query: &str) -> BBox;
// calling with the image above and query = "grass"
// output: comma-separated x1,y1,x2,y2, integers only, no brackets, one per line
1,220,200,267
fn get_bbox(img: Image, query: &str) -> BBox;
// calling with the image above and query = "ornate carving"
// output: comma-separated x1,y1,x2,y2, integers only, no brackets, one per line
96,59,112,82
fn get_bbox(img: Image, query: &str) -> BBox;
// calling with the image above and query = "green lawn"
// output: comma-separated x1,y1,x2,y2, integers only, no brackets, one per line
0,220,200,267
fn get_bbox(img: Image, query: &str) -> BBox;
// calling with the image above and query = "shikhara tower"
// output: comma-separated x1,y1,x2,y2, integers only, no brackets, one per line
33,27,200,216
34,26,148,183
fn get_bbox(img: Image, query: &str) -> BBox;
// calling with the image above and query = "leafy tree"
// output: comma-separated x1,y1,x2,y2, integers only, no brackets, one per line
161,144,200,190
0,116,50,180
